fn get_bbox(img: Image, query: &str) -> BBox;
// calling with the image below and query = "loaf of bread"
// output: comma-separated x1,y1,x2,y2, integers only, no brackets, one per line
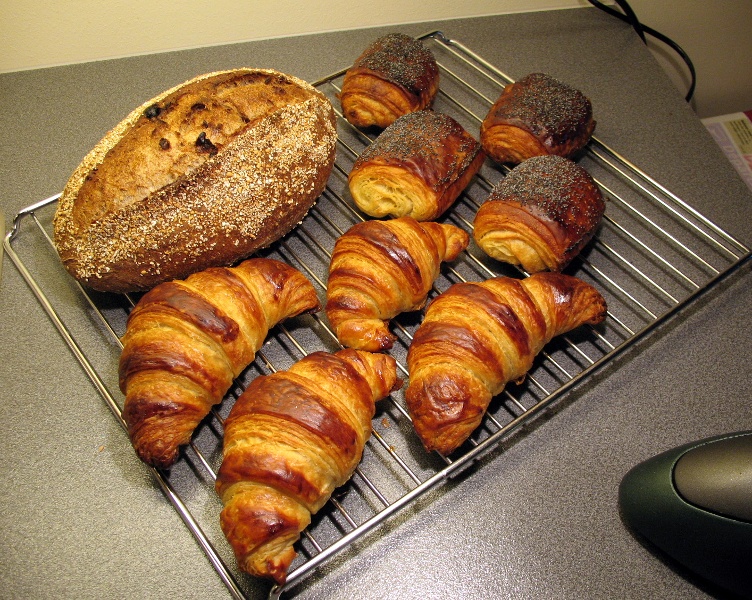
348,110,485,221
473,155,605,273
480,72,595,165
53,68,337,293
340,33,440,129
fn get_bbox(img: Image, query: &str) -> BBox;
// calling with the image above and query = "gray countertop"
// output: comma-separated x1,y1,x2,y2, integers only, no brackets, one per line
2,8,751,600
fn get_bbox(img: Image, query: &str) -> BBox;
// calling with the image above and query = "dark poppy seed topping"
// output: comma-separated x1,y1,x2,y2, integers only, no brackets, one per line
356,110,480,191
356,33,438,95
492,155,604,236
496,73,592,145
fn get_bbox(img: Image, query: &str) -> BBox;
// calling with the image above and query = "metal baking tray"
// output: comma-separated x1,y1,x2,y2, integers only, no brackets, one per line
5,30,750,599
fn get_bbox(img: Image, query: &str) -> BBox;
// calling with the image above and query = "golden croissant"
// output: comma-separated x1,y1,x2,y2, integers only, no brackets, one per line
216,348,402,584
119,258,320,469
405,272,606,455
326,216,469,351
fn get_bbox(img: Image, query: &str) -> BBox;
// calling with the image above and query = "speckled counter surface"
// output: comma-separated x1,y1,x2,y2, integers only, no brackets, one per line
1,8,751,600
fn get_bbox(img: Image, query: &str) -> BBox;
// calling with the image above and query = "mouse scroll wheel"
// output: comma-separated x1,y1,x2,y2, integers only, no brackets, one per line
673,435,752,523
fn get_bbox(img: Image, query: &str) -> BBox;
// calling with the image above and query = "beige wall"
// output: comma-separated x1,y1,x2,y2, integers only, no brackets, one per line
627,0,752,118
2,1,750,118
1,1,581,70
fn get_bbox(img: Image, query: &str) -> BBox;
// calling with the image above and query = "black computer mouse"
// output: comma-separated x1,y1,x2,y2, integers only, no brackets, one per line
619,431,752,598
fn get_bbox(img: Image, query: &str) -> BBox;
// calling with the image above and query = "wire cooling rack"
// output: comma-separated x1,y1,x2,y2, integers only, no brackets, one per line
5,31,751,599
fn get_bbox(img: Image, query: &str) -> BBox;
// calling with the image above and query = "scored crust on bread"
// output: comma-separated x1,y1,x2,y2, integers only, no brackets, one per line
53,68,337,293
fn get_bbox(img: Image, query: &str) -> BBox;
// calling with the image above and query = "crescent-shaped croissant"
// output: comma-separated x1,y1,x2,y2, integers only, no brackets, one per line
119,258,320,469
326,216,469,351
216,349,402,584
405,272,606,455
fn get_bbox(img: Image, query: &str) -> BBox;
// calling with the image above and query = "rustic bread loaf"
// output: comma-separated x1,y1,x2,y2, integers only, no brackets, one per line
53,68,337,293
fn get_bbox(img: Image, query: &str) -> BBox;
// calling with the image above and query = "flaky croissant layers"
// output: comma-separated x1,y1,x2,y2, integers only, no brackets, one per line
119,258,320,469
326,216,469,351
216,348,401,584
406,272,607,455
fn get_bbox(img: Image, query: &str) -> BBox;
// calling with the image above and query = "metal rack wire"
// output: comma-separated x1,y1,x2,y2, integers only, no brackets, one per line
5,30,750,600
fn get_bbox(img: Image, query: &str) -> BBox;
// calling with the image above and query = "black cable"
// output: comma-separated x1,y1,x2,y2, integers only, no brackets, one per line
594,0,647,43
587,0,696,102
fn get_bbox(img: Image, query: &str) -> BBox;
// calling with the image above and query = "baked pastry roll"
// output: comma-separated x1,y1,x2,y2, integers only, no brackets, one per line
216,349,401,584
349,110,485,220
326,216,469,351
480,72,595,165
119,257,320,469
406,272,606,455
473,155,605,273
340,32,440,129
